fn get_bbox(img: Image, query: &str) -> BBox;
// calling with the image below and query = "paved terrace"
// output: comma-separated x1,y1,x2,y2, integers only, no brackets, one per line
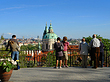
1,67,110,82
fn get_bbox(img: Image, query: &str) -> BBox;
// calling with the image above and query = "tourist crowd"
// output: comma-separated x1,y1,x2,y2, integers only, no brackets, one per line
54,34,104,69
6,34,104,69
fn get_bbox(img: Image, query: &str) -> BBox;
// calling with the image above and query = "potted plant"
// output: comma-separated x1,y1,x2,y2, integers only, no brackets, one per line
0,58,17,82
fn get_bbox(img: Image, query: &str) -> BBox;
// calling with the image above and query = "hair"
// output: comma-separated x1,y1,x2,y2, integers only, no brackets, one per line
12,35,16,38
99,38,102,41
82,38,85,42
57,37,61,41
92,34,96,38
63,36,67,41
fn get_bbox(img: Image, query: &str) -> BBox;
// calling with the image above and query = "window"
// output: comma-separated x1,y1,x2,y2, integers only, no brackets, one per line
46,44,48,49
52,44,54,49
49,45,50,49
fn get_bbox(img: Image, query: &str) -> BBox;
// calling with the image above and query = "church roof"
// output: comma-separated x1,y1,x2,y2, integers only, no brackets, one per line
43,33,58,39
43,22,58,39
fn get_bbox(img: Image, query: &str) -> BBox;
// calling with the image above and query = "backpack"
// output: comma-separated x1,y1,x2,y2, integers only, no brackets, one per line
9,41,20,51
54,42,64,51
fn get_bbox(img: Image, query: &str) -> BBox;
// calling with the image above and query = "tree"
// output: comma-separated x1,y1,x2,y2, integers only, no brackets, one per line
41,51,56,67
20,44,42,50
0,35,4,43
1,35,4,40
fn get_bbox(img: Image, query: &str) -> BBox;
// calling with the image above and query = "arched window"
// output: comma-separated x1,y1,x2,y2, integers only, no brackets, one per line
46,44,48,49
52,44,54,49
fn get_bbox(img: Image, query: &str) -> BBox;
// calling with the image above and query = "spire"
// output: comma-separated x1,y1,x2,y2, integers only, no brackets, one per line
50,20,52,26
49,21,53,33
45,22,48,33
46,22,47,26
38,42,41,50
43,22,48,39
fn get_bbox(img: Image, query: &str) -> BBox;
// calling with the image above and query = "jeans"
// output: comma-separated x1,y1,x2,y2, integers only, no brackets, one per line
81,55,87,68
11,51,19,60
100,52,104,67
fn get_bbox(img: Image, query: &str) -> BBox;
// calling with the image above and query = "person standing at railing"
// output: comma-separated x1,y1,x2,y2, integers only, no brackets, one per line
99,38,104,67
6,35,20,69
79,38,89,68
62,36,70,68
89,34,100,69
54,37,64,69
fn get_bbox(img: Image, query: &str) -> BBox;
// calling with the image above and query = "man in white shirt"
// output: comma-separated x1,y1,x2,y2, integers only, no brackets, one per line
89,34,100,68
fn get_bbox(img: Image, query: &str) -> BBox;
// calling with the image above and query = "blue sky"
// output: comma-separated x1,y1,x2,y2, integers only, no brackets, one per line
0,0,110,39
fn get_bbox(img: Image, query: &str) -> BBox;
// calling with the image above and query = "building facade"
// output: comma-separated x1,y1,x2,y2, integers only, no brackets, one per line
42,23,58,51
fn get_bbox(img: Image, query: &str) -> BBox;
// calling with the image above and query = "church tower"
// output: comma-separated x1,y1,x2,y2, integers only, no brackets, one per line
42,22,58,51
43,23,48,39
48,23,53,33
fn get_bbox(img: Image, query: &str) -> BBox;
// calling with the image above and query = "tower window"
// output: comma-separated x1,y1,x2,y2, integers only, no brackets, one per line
46,44,48,49
49,45,50,49
52,44,54,49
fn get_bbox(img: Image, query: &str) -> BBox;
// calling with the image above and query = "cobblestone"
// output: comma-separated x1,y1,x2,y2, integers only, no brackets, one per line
1,67,110,82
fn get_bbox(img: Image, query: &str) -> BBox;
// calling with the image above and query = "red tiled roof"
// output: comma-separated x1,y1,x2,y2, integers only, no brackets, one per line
26,45,80,62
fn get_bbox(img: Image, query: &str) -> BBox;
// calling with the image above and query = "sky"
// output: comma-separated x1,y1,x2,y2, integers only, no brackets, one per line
0,0,110,39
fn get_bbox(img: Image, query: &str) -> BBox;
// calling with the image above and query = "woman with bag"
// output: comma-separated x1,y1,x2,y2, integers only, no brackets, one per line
54,37,64,69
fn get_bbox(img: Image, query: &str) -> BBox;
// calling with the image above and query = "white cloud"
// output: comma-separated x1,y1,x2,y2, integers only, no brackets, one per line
0,7,23,11
77,16,94,17
7,33,12,35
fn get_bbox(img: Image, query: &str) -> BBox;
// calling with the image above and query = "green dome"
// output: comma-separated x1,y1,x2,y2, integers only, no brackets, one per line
43,33,58,39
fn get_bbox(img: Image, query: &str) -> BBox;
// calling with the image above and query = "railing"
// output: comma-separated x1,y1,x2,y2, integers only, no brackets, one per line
0,45,110,68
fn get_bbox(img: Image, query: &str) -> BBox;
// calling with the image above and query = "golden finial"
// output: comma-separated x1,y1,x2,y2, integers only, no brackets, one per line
50,20,52,26
46,22,47,26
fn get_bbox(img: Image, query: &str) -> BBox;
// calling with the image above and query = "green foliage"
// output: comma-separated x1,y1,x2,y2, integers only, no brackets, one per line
0,47,11,58
72,51,77,54
83,36,92,43
20,45,28,50
102,39,110,50
0,58,17,72
41,51,56,67
107,51,110,56
18,51,28,68
20,44,42,50
26,60,37,67
1,35,4,40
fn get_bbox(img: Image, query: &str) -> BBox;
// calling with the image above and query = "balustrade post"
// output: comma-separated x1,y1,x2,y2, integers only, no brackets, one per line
70,49,71,67
106,49,107,67
34,50,35,66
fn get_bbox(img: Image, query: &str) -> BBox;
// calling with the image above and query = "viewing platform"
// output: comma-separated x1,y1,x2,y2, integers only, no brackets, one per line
7,67,110,82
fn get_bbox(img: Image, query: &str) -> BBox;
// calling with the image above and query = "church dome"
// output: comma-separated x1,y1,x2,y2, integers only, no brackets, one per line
43,33,58,39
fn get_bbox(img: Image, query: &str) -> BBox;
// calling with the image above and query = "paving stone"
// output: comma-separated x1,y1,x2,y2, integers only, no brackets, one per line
6,67,110,82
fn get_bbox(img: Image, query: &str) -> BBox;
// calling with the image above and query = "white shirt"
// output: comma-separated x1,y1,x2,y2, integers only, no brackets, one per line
90,38,100,48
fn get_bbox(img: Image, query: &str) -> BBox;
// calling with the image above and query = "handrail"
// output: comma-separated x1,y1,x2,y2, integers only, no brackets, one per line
0,49,110,67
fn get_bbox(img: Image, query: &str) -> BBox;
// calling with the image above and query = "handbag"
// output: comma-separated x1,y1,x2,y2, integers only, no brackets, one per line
60,44,64,51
